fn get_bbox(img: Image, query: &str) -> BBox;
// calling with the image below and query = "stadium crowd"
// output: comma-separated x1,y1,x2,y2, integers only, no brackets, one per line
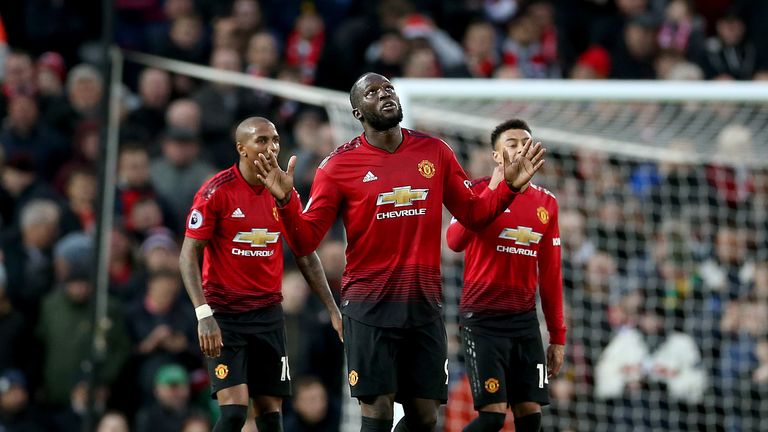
0,0,767,431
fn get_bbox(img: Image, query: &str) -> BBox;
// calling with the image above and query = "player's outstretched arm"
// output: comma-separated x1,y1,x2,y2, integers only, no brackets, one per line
254,149,296,206
296,252,343,342
180,236,222,358
502,138,545,192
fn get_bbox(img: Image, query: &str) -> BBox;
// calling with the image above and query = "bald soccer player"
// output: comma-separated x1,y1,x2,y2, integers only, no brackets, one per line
180,117,342,432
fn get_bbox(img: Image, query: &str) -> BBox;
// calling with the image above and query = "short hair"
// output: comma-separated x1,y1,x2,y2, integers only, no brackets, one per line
66,64,103,92
20,199,60,229
490,118,532,149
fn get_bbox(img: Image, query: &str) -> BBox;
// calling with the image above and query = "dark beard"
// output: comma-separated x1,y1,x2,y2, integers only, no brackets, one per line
364,106,403,131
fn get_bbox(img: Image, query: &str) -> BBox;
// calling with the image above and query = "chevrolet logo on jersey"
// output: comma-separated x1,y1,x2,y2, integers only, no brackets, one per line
376,186,428,207
233,229,280,247
499,226,542,246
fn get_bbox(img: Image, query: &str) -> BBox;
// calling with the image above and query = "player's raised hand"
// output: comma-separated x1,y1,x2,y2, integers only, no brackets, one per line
254,149,296,203
502,138,545,192
198,316,223,358
547,344,564,379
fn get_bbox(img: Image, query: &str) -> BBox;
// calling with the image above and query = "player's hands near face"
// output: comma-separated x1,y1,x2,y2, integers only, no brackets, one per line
502,138,545,192
547,344,565,379
487,165,504,190
253,149,296,204
198,316,223,358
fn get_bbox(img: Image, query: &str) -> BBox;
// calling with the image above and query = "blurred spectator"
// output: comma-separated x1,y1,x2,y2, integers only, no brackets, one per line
52,231,93,284
60,168,97,233
116,143,176,233
0,369,44,431
193,48,265,164
134,364,197,432
699,12,756,80
165,98,202,135
292,110,334,196
1,199,59,319
595,305,707,403
0,51,36,119
125,269,197,398
232,0,263,40
706,124,754,208
155,15,209,65
285,376,339,432
700,225,753,304
460,21,499,78
400,14,465,72
108,227,137,296
657,0,705,58
662,60,704,80
282,270,310,369
36,51,66,99
1,95,69,180
245,32,280,78
285,7,325,84
212,16,241,53
364,30,408,79
36,266,130,408
125,68,172,140
569,45,611,79
609,14,659,79
96,411,131,432
149,127,215,228
53,120,99,194
45,63,103,137
592,0,650,50
123,228,181,298
128,197,167,241
502,13,560,78
402,47,442,78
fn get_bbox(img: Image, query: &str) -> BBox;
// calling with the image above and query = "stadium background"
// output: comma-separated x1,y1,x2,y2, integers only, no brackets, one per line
1,0,767,431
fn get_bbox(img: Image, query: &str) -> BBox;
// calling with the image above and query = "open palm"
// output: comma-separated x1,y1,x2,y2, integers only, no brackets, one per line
503,139,546,191
254,150,296,202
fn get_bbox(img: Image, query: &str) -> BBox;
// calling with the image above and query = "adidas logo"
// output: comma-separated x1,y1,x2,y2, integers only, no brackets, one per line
363,171,378,183
231,208,245,218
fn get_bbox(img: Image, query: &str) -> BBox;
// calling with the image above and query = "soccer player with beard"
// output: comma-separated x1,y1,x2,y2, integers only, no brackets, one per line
253,73,545,432
179,117,342,432
447,119,565,432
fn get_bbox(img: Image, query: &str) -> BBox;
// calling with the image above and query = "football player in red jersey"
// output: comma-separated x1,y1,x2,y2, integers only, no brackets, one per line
447,119,565,432
179,117,342,432
253,73,545,432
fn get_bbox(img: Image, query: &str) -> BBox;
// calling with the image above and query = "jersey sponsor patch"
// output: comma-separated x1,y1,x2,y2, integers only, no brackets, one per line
376,186,428,207
188,209,203,229
498,226,542,246
233,229,280,247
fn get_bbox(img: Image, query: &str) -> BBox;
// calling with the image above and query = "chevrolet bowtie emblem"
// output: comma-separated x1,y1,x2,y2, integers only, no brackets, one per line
499,226,542,246
376,186,428,207
233,229,280,247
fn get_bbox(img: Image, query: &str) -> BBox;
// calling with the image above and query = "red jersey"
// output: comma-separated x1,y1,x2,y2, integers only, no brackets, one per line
446,178,566,345
185,165,289,313
278,129,517,327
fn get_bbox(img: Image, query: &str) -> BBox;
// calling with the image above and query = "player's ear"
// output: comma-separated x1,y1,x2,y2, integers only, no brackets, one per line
352,108,362,121
492,150,502,165
236,141,245,156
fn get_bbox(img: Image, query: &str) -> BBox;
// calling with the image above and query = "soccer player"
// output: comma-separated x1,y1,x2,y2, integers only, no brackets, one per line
253,73,545,432
179,117,342,432
446,119,565,432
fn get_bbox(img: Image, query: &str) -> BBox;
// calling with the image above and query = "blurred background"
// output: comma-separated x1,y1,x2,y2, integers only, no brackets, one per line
0,0,767,431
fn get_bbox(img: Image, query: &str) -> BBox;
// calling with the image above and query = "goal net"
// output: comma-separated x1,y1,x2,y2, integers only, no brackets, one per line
121,52,768,432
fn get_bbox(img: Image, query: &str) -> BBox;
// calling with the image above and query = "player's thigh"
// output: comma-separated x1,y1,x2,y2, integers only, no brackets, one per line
344,316,398,399
245,327,291,398
507,333,549,406
461,326,510,409
206,329,248,399
396,318,448,402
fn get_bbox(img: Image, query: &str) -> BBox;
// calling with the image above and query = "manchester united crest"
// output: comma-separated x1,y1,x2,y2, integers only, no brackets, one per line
537,207,549,224
418,160,436,179
272,206,279,221
215,364,229,379
348,370,359,386
484,378,500,393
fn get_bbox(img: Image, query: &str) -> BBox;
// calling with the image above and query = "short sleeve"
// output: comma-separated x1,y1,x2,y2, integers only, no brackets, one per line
184,188,219,240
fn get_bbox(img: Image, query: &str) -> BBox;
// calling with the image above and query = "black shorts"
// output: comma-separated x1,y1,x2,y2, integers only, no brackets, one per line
206,322,291,399
343,316,448,403
461,325,549,409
